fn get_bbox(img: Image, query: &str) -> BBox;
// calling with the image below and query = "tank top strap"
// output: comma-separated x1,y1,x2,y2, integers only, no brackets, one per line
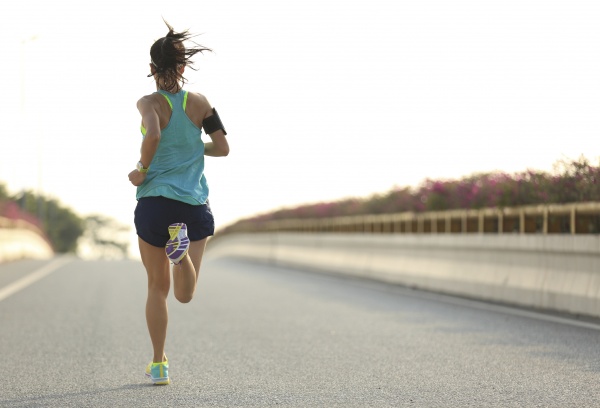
157,90,188,111
156,91,173,111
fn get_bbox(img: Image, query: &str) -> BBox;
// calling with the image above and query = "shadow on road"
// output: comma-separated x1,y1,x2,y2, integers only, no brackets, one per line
0,383,155,407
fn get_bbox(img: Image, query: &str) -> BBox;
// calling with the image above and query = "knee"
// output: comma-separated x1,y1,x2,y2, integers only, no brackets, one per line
175,292,194,304
148,278,170,298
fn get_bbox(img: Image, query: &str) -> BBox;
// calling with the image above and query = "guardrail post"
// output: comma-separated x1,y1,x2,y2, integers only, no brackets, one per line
498,211,504,234
478,211,484,234
519,210,525,234
571,206,576,234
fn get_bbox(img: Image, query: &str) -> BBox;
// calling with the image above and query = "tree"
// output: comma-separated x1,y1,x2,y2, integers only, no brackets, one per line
0,183,9,201
12,190,84,253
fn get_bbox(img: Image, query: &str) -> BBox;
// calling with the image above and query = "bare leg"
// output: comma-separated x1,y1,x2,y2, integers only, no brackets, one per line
139,237,170,363
172,238,208,303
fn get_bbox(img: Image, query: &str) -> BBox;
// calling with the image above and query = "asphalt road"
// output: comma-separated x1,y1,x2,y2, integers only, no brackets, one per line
1,253,600,407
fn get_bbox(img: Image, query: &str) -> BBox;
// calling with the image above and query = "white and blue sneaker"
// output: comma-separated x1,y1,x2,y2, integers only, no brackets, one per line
145,357,170,385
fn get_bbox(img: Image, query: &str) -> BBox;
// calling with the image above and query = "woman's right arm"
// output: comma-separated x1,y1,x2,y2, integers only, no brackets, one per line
137,96,162,167
128,96,162,186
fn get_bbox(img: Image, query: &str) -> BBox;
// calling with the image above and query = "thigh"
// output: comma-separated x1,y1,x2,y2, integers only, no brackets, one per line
188,238,208,277
139,237,170,288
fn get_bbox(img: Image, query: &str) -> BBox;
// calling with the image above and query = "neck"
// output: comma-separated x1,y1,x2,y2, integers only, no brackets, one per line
156,81,181,94
157,86,181,94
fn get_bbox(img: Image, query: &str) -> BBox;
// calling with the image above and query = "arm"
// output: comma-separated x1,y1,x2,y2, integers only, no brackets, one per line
128,96,162,186
197,94,229,157
204,128,229,157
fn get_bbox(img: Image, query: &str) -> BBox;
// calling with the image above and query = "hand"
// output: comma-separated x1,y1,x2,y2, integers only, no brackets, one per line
128,169,147,186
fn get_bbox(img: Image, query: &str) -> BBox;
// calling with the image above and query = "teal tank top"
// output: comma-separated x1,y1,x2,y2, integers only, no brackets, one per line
136,90,209,205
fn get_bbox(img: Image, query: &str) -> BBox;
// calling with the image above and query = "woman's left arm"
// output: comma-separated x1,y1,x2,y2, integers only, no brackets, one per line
204,128,229,157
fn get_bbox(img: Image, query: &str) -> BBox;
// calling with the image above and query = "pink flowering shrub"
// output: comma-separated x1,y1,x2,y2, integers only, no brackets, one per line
225,156,600,231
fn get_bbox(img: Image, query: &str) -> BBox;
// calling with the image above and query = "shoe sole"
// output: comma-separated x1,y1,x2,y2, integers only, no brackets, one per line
168,223,186,240
166,237,190,263
166,223,190,264
146,370,170,384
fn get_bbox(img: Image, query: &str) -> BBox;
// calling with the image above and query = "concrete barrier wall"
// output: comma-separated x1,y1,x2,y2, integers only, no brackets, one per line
0,228,54,263
207,232,600,318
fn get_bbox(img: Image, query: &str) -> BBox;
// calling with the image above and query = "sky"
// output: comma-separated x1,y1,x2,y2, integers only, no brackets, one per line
1,0,600,252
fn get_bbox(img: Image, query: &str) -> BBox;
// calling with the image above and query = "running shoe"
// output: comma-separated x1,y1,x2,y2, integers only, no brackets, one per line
166,223,190,265
145,356,170,385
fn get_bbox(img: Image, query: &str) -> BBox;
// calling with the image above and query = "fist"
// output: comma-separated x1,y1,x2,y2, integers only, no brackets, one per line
128,169,147,186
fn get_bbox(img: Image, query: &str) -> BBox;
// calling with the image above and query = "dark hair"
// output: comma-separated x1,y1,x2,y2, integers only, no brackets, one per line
149,20,212,91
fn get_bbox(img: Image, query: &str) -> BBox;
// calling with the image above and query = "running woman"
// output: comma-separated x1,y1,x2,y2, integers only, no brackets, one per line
128,21,229,385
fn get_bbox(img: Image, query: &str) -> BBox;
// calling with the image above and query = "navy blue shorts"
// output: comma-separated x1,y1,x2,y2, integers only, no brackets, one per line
134,196,215,247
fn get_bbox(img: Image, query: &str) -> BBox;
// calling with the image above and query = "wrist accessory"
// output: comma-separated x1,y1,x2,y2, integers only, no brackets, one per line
137,161,149,173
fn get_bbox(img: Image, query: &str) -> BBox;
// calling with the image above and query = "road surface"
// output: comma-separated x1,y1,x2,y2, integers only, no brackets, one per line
1,254,599,407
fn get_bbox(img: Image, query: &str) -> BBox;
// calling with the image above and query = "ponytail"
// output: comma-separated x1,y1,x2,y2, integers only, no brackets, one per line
148,20,212,90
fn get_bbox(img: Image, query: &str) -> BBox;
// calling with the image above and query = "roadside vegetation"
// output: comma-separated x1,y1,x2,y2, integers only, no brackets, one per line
0,187,129,257
222,156,599,232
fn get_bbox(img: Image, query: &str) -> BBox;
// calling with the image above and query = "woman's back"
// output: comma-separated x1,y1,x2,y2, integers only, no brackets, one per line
136,90,212,205
151,90,212,130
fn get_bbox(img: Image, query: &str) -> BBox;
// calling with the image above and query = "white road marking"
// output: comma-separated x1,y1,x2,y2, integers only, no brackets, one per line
369,280,600,331
433,294,600,331
0,257,72,303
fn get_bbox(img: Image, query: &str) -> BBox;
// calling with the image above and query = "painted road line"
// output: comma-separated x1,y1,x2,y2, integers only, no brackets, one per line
0,257,72,303
365,279,600,332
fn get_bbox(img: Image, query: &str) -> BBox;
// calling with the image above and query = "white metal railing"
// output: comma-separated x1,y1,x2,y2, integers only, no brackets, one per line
219,202,600,235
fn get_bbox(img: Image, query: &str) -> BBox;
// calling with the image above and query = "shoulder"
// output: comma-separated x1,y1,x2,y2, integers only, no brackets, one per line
137,93,162,110
184,91,213,120
186,91,210,108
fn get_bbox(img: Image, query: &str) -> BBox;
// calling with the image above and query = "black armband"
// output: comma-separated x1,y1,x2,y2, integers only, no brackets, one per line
202,108,227,135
